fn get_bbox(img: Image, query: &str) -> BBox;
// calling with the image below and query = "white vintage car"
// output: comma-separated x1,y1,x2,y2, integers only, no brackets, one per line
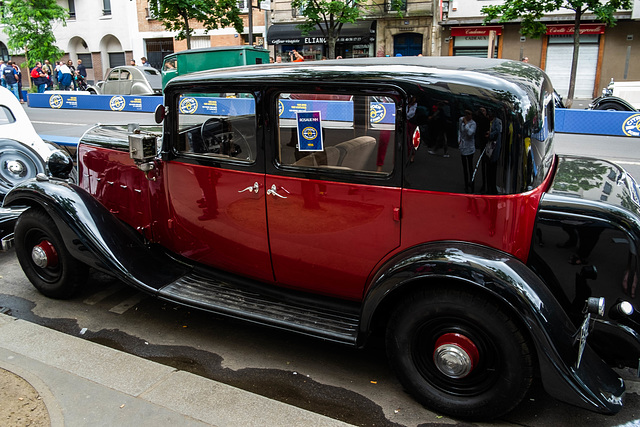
0,86,74,199
589,79,640,111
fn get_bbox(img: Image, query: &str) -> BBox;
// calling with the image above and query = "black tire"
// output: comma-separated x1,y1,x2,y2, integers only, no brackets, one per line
386,287,534,420
14,208,88,299
595,102,627,111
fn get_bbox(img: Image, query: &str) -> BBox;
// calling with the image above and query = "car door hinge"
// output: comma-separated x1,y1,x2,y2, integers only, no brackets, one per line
393,207,401,222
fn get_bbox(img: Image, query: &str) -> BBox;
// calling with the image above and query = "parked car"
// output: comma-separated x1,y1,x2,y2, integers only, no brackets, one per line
4,57,640,420
86,66,162,96
589,78,640,111
0,85,74,200
161,46,270,88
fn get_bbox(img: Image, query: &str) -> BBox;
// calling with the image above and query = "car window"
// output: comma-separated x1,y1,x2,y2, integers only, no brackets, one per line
107,70,119,80
120,70,131,80
0,105,16,125
163,58,177,72
176,92,257,163
277,93,396,175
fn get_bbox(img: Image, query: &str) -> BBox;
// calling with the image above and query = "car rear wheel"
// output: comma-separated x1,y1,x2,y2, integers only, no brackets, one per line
386,287,534,419
14,208,88,299
595,102,628,111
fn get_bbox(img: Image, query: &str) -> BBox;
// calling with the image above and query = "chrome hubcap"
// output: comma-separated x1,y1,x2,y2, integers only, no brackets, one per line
6,160,26,176
433,333,479,379
31,241,58,268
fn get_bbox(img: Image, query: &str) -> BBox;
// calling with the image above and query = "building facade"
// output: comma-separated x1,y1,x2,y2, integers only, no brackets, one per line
267,0,437,60
440,0,640,99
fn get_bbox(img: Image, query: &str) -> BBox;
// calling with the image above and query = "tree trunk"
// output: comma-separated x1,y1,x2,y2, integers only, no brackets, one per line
566,9,582,108
328,34,337,59
181,11,192,49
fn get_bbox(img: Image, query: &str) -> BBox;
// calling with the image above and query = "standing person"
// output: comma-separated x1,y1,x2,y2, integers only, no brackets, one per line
458,109,477,192
32,61,48,93
42,60,54,90
130,59,136,66
76,59,87,79
57,61,72,90
0,60,6,88
141,57,150,67
289,50,304,62
12,62,24,103
3,61,20,100
67,60,77,90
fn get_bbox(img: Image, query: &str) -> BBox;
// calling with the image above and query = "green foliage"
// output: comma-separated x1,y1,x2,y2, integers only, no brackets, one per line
150,0,244,49
290,0,367,58
1,0,68,67
481,0,631,39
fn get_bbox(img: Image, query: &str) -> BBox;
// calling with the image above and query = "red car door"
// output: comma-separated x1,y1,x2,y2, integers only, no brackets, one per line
266,91,402,300
157,91,273,283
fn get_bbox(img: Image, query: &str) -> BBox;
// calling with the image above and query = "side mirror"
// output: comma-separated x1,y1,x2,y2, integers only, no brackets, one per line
154,104,166,124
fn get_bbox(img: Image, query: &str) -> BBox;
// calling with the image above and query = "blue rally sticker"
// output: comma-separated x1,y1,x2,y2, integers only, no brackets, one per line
296,111,323,151
622,113,640,137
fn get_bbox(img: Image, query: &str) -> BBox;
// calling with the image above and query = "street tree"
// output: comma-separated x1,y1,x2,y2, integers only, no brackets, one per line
291,0,405,59
149,0,244,50
481,0,631,108
1,0,68,67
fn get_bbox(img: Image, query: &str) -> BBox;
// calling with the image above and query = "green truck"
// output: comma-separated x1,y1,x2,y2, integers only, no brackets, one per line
162,46,270,88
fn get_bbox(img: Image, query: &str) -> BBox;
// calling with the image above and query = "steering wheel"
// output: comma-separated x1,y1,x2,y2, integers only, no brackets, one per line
200,117,252,160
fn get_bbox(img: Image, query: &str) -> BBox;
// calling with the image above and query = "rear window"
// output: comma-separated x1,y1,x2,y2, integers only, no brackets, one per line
276,92,397,175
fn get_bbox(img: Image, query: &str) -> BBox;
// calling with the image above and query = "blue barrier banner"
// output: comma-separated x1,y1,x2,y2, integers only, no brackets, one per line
278,99,396,124
28,93,163,112
178,96,254,116
556,109,640,137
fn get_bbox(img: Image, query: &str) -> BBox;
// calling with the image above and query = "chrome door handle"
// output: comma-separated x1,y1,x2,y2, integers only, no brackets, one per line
267,184,287,199
238,182,260,194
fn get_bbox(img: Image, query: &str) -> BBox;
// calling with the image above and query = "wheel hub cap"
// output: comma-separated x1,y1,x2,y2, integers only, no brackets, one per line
7,160,25,176
433,333,479,379
31,241,58,268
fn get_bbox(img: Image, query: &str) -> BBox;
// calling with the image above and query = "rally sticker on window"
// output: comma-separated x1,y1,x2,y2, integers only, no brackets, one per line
296,111,323,151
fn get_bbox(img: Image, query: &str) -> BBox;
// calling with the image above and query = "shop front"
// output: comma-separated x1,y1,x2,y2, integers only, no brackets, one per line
448,26,503,58
266,21,376,60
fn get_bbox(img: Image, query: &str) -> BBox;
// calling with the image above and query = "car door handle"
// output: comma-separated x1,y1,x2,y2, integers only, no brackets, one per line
238,182,259,194
267,184,287,199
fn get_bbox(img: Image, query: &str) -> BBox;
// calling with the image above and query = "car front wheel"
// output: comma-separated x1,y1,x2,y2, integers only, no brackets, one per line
14,208,88,299
386,286,534,420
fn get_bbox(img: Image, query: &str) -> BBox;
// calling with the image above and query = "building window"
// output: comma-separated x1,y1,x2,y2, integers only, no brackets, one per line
103,0,111,15
77,53,93,69
68,0,76,19
237,0,248,12
108,52,125,68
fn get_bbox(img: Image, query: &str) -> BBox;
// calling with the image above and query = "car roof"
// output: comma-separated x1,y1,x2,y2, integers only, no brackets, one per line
167,56,548,94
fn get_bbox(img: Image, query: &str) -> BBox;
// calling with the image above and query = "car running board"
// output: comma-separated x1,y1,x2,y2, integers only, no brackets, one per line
158,272,361,345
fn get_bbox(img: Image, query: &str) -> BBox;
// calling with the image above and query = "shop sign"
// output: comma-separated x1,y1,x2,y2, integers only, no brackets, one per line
546,24,605,35
451,26,502,37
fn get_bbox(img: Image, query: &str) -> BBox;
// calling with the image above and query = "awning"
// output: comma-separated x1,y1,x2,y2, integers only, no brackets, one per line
267,21,375,45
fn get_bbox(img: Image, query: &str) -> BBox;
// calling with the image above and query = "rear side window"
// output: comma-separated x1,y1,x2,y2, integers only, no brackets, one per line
276,93,397,175
175,91,257,163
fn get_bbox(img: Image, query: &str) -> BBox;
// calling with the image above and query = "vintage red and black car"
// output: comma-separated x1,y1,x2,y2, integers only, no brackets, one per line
3,57,640,420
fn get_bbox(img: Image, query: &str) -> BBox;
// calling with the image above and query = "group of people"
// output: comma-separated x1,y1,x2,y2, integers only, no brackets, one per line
30,59,88,93
0,60,25,102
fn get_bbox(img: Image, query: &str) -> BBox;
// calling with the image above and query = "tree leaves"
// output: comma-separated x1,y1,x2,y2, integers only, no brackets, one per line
1,0,68,67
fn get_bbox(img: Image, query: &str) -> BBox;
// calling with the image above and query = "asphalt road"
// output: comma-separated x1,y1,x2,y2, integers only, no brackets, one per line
3,105,640,426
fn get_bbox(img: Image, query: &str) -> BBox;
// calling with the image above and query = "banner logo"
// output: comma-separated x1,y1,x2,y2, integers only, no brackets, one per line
109,96,125,111
370,103,386,123
622,114,640,137
49,94,63,109
179,97,198,114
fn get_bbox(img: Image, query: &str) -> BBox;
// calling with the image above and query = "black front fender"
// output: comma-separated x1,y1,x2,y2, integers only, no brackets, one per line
3,177,188,293
363,241,623,415
590,96,637,111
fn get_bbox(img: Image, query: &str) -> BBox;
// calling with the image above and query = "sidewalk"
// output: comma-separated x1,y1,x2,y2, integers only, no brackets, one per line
0,313,352,427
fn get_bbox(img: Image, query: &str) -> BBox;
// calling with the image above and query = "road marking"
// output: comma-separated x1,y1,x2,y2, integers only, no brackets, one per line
83,284,125,305
109,293,149,315
31,120,87,126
